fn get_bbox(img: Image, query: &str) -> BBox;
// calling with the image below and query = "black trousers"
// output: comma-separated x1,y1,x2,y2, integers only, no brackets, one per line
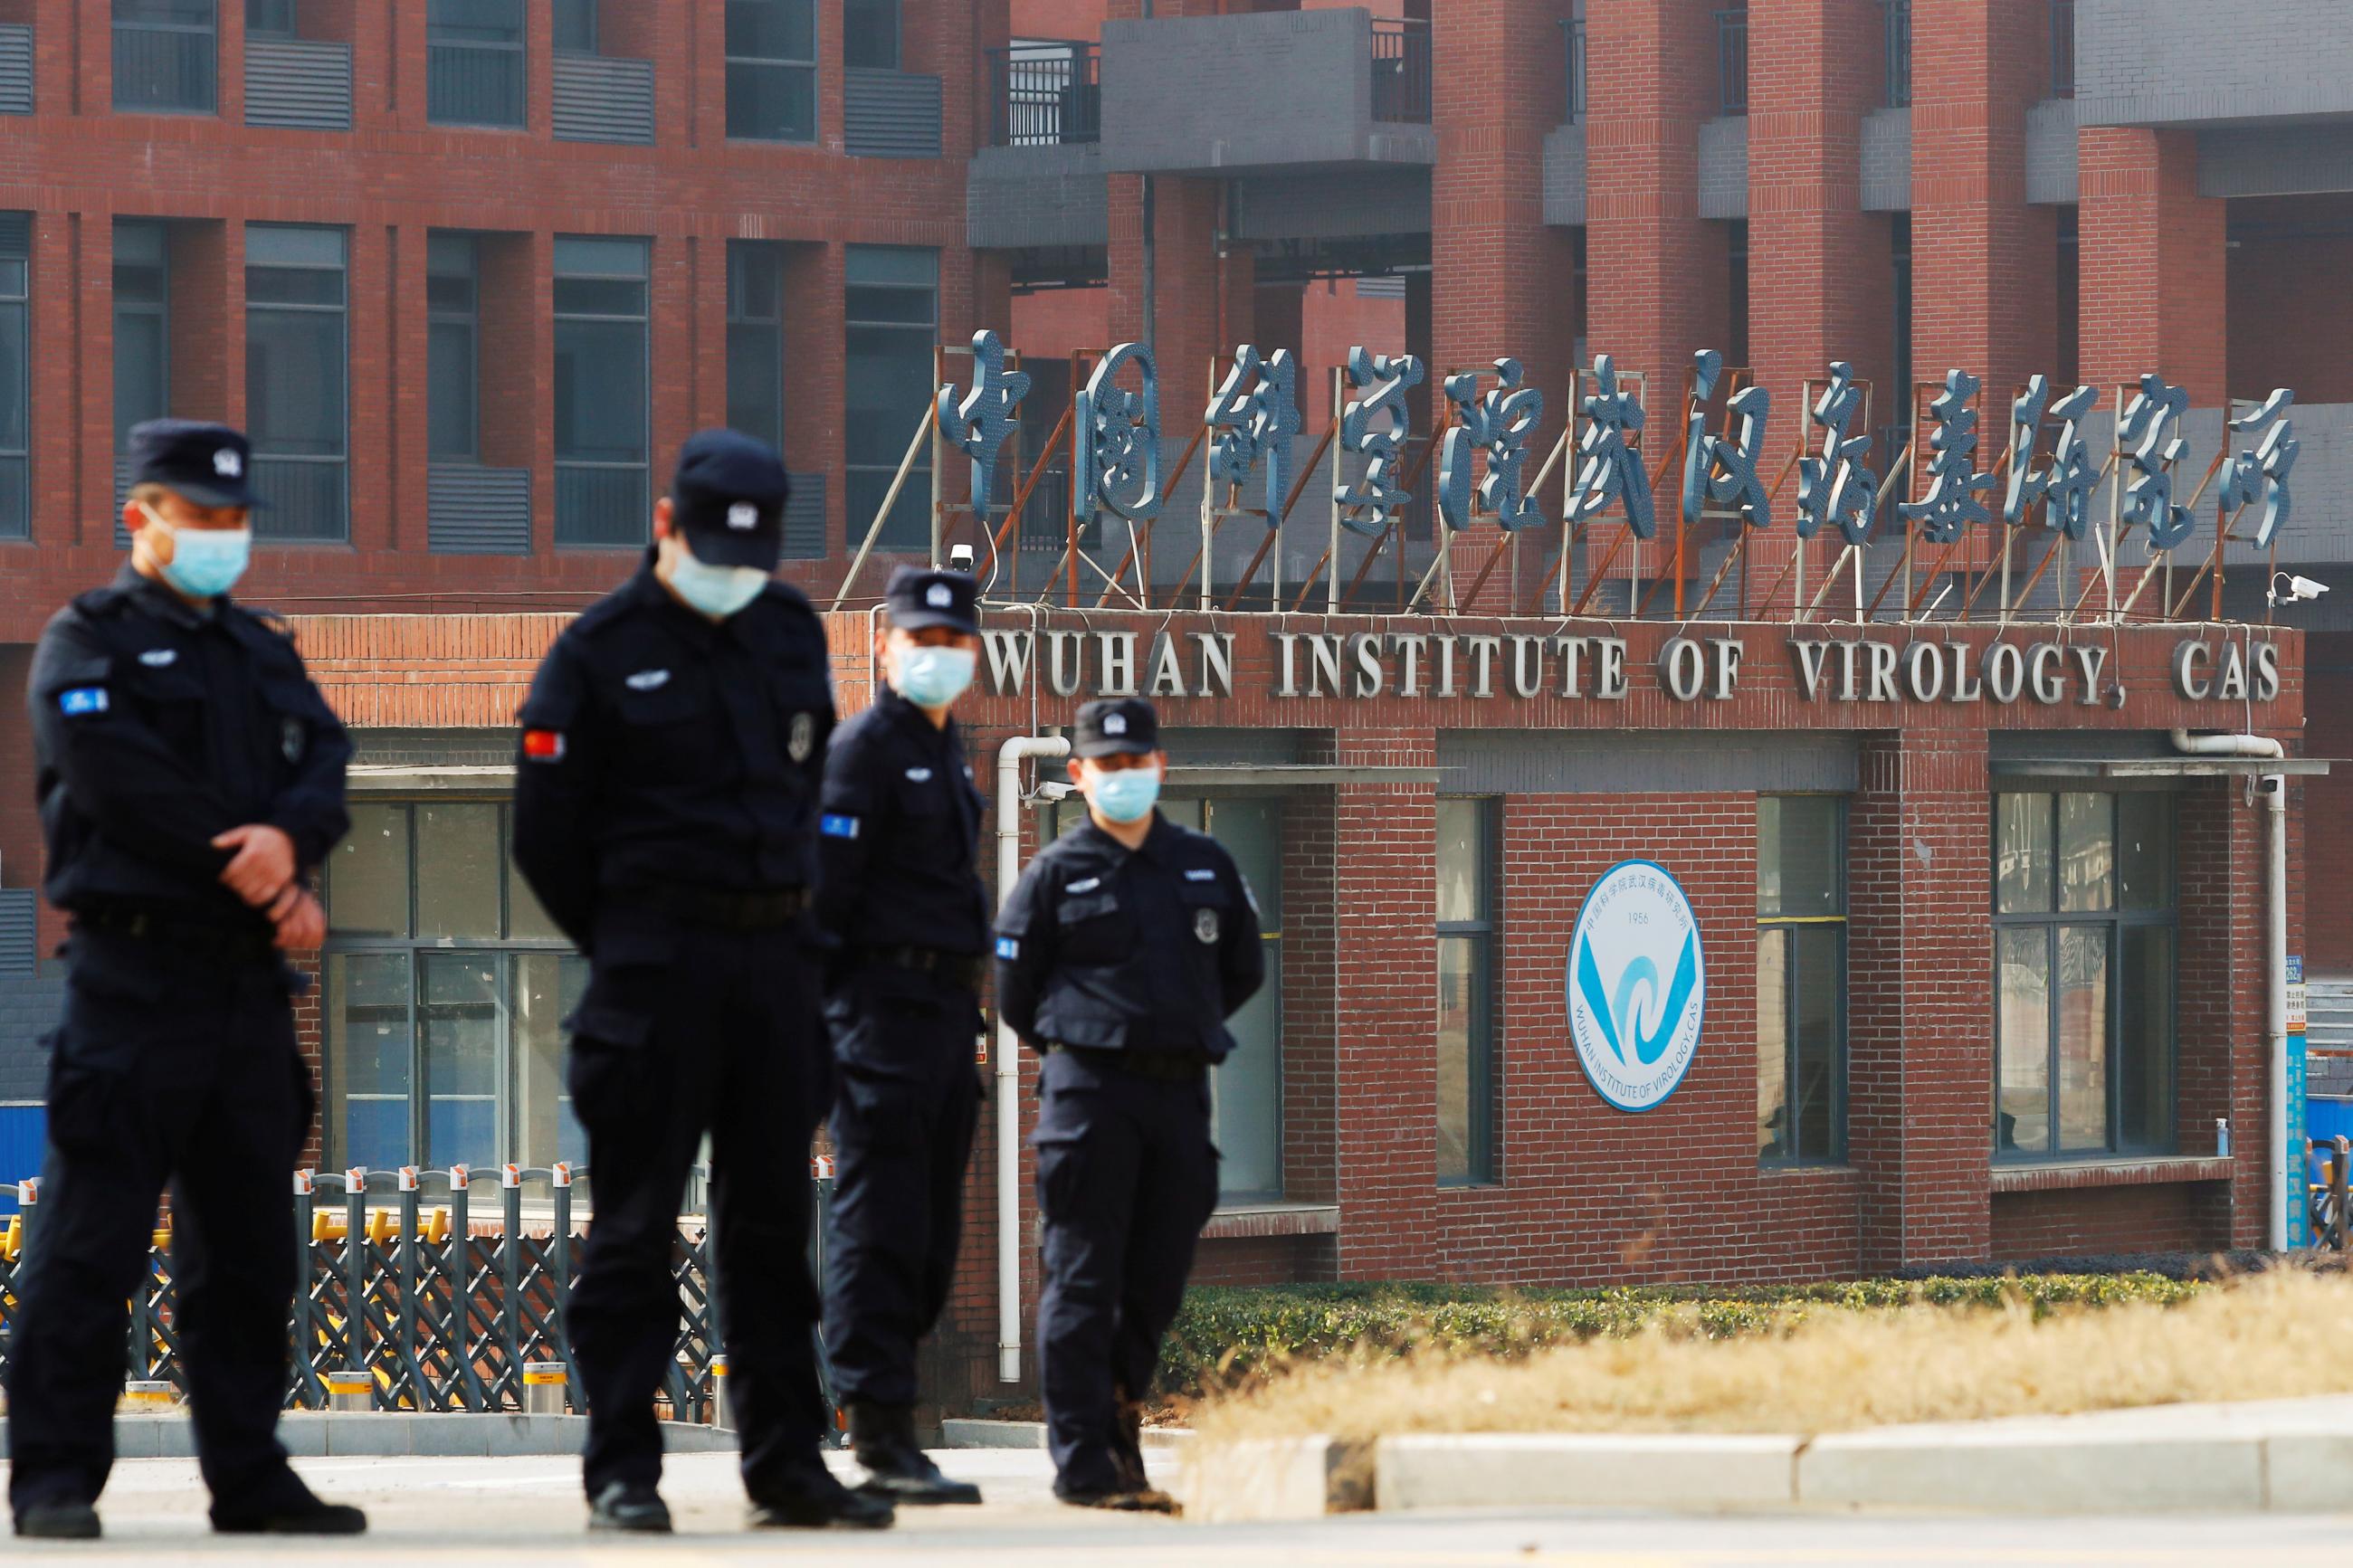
563,918,832,1502
820,963,981,1411
1030,1050,1218,1495
7,927,311,1519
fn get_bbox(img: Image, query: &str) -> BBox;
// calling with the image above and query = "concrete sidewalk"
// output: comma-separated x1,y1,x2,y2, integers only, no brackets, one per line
0,1411,738,1460
1179,1395,2353,1519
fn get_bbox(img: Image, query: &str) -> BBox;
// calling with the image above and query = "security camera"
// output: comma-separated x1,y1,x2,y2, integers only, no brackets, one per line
1032,781,1078,803
948,544,976,573
2269,573,2329,605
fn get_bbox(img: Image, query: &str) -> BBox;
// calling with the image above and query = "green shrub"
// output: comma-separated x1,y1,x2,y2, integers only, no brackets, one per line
1157,1275,2203,1397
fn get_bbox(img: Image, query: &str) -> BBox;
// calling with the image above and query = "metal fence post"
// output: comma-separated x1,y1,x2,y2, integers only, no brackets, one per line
500,1163,524,1411
448,1164,484,1411
395,1166,427,1411
2335,1136,2351,1250
289,1168,325,1408
550,1162,577,1404
16,1176,37,1267
342,1166,369,1403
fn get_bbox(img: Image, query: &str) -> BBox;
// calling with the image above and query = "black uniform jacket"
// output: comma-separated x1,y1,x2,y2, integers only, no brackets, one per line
813,686,989,958
28,565,352,925
994,812,1264,1060
510,554,835,952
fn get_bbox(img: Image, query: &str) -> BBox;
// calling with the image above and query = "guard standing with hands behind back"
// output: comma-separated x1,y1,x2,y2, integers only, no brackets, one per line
510,430,891,1535
813,565,989,1506
995,697,1264,1510
8,420,363,1541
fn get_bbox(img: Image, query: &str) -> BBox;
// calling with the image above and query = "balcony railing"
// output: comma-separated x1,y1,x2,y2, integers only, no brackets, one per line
113,23,215,114
1370,19,1430,125
2050,0,2075,99
251,456,348,541
987,41,1098,147
1882,0,1911,109
1715,7,1748,116
428,40,525,128
1559,17,1586,124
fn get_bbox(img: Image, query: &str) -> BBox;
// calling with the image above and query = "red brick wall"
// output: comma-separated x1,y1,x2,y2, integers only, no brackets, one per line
1190,1234,1337,1286
2078,127,2226,407
1990,1184,2222,1259
2305,639,2353,977
2225,197,2353,406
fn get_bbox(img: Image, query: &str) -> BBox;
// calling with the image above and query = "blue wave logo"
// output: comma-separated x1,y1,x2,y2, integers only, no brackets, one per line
1574,928,1701,1068
1564,860,1707,1113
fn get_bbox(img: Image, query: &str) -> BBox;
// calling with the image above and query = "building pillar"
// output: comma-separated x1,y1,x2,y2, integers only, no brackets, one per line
1429,0,1577,614
1848,728,1993,1272
1583,0,1726,405
781,242,844,565
345,221,395,555
1911,0,2054,412
1745,0,1891,615
2078,127,2226,408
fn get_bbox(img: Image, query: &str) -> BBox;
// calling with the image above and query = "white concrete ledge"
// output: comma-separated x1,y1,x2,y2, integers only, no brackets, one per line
0,1412,737,1462
1377,1432,1800,1513
1179,1396,2353,1518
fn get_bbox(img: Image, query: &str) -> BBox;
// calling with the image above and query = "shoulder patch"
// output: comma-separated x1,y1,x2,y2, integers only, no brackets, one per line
996,936,1020,961
138,647,178,668
904,766,933,783
624,668,672,691
1066,876,1101,895
821,813,861,841
59,687,110,717
522,728,566,762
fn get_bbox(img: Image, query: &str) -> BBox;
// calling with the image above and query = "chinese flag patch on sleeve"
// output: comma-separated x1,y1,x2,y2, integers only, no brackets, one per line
522,729,567,763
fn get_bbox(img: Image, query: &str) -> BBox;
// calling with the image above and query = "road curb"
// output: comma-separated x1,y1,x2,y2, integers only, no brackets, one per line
1181,1396,2353,1517
0,1411,737,1461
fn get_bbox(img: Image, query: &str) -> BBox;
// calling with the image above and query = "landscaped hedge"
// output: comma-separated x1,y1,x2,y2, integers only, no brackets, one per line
1157,1275,2203,1396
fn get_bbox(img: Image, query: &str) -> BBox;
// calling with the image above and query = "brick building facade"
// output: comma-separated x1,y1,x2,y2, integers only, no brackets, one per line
0,0,2344,1421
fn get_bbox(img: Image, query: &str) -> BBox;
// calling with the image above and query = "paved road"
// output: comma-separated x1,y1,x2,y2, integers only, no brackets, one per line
6,1449,2348,1564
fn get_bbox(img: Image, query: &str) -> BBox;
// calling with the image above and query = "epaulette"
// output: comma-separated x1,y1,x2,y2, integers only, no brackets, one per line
68,583,133,619
241,603,296,638
568,586,638,641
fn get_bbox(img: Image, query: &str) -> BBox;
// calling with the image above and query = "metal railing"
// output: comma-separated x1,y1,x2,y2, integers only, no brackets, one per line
428,40,525,128
251,457,348,541
0,1164,836,1421
1714,7,1748,116
986,41,1098,148
1370,19,1430,125
1882,0,1911,109
2050,0,2075,99
1560,17,1586,124
113,23,215,114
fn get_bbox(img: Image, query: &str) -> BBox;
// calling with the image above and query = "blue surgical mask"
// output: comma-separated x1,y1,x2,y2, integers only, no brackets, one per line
668,539,769,619
143,507,252,599
1088,765,1162,825
894,645,976,709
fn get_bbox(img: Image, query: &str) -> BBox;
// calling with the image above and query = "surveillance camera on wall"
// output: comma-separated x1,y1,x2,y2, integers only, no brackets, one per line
949,544,976,573
2270,573,2329,605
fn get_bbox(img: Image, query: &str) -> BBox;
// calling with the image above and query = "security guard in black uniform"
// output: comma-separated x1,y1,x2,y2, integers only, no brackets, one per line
510,430,891,1535
995,697,1264,1509
814,565,988,1506
8,420,364,1541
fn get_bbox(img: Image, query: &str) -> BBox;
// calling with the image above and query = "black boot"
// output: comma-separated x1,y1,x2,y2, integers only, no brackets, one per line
211,1472,368,1536
14,1499,101,1540
847,1402,983,1506
586,1482,672,1534
1111,1391,1177,1513
748,1457,897,1529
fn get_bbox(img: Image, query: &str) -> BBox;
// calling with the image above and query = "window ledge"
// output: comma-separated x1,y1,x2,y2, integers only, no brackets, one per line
1989,1156,2233,1194
1202,1202,1339,1240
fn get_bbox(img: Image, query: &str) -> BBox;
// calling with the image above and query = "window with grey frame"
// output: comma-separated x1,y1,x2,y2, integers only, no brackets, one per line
553,235,650,546
428,233,479,461
429,0,526,128
115,0,216,114
1757,795,1846,1164
552,0,595,53
0,214,24,540
1993,791,2177,1159
843,244,935,552
727,0,816,141
727,240,785,453
843,0,897,70
246,0,295,36
244,223,348,538
115,220,172,476
1436,797,1499,1186
323,799,588,1203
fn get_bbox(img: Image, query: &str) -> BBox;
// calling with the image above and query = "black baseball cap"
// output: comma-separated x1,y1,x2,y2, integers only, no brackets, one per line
1073,697,1159,759
671,428,788,569
885,565,979,635
128,419,262,509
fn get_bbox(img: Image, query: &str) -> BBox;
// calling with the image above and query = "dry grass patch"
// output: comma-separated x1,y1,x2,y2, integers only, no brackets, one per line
1190,1269,2353,1444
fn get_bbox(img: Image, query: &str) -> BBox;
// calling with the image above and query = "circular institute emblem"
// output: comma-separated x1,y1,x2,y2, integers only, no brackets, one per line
1564,860,1706,1113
